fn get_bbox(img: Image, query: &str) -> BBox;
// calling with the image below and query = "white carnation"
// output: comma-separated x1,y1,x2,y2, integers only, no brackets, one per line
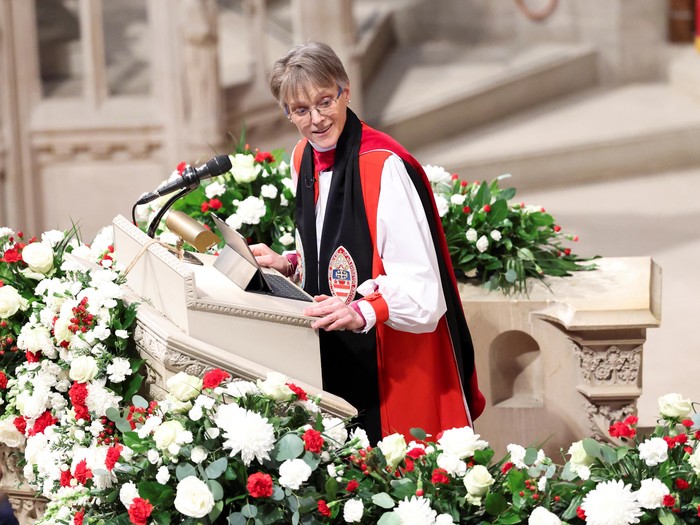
236,196,267,225
638,437,668,467
343,499,364,523
278,458,312,490
476,235,489,253
205,180,227,199
433,194,449,217
635,478,669,509
260,184,278,199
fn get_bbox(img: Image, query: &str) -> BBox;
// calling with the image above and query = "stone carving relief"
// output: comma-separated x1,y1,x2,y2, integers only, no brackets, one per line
573,344,642,387
581,397,636,444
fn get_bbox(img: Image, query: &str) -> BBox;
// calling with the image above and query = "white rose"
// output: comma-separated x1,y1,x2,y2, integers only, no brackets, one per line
450,194,466,206
190,446,208,464
230,153,260,184
257,372,293,401
466,228,478,243
437,426,488,459
476,235,489,253
377,433,407,469
567,440,594,467
463,465,494,497
69,355,99,382
658,393,692,419
433,194,449,217
689,447,700,475
174,476,215,518
528,506,562,525
343,499,364,523
260,184,278,199
21,242,54,274
166,372,202,402
278,458,312,490
490,230,502,241
153,420,185,451
0,417,26,448
0,285,29,318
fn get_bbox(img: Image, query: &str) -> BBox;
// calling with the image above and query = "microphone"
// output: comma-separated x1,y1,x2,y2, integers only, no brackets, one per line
136,154,232,205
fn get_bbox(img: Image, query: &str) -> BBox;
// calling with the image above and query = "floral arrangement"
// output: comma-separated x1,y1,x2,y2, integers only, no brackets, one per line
424,166,595,295
136,137,296,254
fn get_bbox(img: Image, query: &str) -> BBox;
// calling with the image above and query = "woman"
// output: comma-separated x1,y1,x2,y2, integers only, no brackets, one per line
252,41,485,443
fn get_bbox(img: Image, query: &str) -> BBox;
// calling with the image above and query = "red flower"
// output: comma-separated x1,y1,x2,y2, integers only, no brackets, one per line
317,500,332,517
403,457,415,472
25,350,41,363
73,509,84,525
564,248,571,256
202,368,230,389
675,433,688,445
105,444,123,471
346,480,359,493
28,410,58,436
208,198,223,211
13,416,26,435
406,447,426,459
663,436,676,449
460,180,468,187
73,459,93,485
0,247,22,263
0,371,7,389
663,495,676,508
128,498,153,525
201,201,209,213
501,461,514,474
176,162,188,175
609,421,635,439
246,472,273,498
553,225,561,232
451,173,459,180
60,470,73,488
676,478,690,490
576,507,586,520
431,468,450,485
483,204,491,213
623,415,638,426
682,419,694,428
255,151,275,164
69,382,90,422
287,382,308,401
303,428,325,454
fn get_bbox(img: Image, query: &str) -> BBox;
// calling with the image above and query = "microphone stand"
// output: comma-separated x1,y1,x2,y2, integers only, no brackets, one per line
146,186,196,238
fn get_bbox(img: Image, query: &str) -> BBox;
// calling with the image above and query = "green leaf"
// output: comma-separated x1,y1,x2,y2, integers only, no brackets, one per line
176,463,197,481
207,479,224,500
377,512,400,525
600,444,619,465
372,492,396,509
205,457,228,479
582,438,601,459
659,508,676,525
241,504,258,518
228,512,246,525
409,427,427,441
138,482,174,507
484,492,508,516
390,478,417,500
275,434,305,461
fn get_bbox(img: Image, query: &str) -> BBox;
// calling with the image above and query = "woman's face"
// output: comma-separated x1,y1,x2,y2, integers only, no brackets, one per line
286,84,350,149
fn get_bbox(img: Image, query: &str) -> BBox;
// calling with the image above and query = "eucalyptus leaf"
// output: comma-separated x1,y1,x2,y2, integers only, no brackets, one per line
371,492,396,509
275,434,305,461
175,463,197,481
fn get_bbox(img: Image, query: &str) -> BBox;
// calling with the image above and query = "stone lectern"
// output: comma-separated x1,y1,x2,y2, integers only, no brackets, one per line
111,215,356,420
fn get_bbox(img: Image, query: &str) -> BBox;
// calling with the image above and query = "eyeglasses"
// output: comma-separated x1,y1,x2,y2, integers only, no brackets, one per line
285,86,344,123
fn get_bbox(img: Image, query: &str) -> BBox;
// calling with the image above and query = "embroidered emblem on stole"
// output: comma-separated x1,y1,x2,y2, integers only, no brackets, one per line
328,246,358,304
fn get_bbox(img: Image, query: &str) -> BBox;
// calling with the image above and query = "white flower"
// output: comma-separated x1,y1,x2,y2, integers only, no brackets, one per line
322,417,348,450
216,405,275,466
261,184,278,199
119,481,139,508
174,476,215,518
423,164,452,187
17,325,54,354
191,446,208,464
69,355,99,382
189,404,203,421
156,465,170,484
236,196,267,225
41,230,65,247
476,235,489,253
348,427,370,450
257,372,294,401
21,242,55,274
436,453,466,477
657,393,692,419
581,480,643,525
437,426,488,459
115,329,129,339
567,440,594,467
0,227,14,238
638,437,668,466
343,499,364,523
0,285,29,318
433,194,449,217
166,372,202,403
378,433,407,469
229,153,261,183
225,213,243,230
450,193,466,206
147,449,161,465
225,380,258,398
435,514,454,525
205,180,227,199
688,446,700,475
153,420,187,451
395,496,437,525
463,465,494,497
528,506,561,525
466,228,478,242
86,382,122,417
490,230,502,241
279,232,294,246
0,417,26,448
278,458,312,490
635,478,669,509
507,443,527,469
106,358,132,383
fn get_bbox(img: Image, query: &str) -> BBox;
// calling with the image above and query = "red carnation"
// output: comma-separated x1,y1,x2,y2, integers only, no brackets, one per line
73,459,93,485
28,410,58,436
60,470,73,488
0,247,22,263
346,479,359,493
105,444,123,471
246,472,273,498
287,382,308,401
623,415,638,426
69,382,89,405
576,507,586,520
13,416,26,435
406,447,426,459
609,421,635,439
208,198,223,211
25,350,41,363
0,371,7,389
202,368,230,389
317,500,332,518
431,468,450,485
201,201,209,213
128,498,153,525
501,461,514,474
403,457,415,472
682,419,694,428
255,151,275,164
303,428,324,454
663,495,676,508
73,509,84,525
676,478,690,490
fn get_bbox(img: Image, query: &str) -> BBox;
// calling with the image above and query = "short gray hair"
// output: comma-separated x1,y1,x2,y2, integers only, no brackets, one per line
269,41,349,109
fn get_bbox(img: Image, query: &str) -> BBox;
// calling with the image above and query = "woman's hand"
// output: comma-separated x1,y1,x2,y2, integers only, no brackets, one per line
303,295,365,332
249,243,291,276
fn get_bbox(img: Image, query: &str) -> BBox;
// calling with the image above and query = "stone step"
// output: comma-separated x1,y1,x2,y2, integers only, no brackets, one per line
412,83,700,189
363,40,599,152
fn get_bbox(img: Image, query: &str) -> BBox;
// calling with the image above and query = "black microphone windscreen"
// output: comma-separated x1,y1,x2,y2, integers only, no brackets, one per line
206,154,232,176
